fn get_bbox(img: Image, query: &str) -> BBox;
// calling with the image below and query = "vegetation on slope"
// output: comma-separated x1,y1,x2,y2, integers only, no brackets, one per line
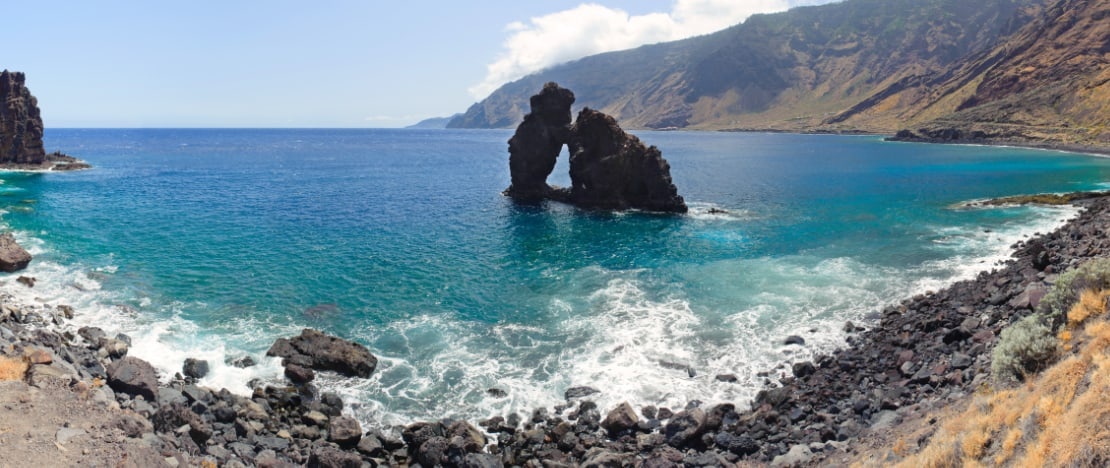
891,260,1110,466
870,0,1110,146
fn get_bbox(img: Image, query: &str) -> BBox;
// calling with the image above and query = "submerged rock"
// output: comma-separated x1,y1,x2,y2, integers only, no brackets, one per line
0,233,31,272
504,82,687,213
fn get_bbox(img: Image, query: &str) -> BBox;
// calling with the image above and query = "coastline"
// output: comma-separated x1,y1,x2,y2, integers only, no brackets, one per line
885,132,1110,159
1,190,1107,465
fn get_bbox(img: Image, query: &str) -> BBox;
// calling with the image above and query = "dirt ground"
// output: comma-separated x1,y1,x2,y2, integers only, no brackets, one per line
0,378,170,468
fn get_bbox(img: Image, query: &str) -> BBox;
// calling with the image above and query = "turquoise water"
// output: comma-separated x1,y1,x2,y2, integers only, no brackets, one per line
2,129,1108,426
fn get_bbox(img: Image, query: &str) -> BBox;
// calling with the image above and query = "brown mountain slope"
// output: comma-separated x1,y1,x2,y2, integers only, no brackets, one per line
449,0,1041,131
844,0,1110,146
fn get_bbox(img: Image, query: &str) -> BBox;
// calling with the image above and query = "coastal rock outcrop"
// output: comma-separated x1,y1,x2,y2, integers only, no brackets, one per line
568,108,686,212
0,70,46,165
504,83,687,213
267,328,378,378
0,232,32,272
505,82,575,200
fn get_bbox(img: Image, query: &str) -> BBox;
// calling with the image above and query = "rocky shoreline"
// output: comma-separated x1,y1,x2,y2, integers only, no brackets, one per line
1,196,1108,466
887,129,1110,158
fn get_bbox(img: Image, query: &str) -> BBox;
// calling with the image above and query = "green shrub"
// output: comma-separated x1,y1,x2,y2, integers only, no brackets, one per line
1037,258,1110,329
991,315,1056,382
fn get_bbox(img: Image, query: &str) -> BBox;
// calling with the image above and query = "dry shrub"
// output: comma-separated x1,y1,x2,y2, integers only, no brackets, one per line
897,289,1110,467
1068,289,1110,326
0,356,28,381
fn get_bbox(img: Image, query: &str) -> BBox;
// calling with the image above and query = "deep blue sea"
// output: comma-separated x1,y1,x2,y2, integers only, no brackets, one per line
3,128,1108,427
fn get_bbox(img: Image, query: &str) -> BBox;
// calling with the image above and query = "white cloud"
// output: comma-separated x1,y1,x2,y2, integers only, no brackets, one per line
470,0,826,99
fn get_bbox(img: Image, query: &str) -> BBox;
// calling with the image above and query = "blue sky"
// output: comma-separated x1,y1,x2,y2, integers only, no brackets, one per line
3,1,832,127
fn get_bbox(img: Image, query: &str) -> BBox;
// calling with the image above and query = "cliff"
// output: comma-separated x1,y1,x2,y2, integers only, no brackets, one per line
0,70,47,165
0,70,89,170
884,0,1110,147
449,0,1042,132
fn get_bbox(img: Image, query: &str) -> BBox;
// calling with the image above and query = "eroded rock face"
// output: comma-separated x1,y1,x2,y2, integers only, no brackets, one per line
505,82,575,200
504,83,686,213
0,70,46,165
568,108,686,212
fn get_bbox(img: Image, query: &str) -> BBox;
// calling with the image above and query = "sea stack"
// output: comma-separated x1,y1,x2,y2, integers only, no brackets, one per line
568,108,686,212
505,82,575,200
0,70,47,165
504,82,687,213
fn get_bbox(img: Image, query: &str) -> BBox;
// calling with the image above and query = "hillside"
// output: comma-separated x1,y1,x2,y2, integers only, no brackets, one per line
449,0,1043,131
886,0,1110,147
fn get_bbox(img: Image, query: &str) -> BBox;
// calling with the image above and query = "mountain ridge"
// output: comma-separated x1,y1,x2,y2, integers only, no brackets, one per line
449,0,1108,147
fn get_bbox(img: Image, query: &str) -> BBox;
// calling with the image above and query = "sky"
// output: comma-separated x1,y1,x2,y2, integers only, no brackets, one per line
3,1,835,128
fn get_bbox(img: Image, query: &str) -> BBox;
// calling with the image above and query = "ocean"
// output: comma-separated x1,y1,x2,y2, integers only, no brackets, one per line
3,128,1108,428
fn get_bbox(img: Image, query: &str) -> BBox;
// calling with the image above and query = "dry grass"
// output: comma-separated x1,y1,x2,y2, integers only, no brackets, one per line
1068,289,1110,326
895,289,1110,467
0,356,28,381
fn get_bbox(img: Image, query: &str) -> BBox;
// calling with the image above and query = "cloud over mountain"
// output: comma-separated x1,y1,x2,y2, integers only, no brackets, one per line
469,0,831,99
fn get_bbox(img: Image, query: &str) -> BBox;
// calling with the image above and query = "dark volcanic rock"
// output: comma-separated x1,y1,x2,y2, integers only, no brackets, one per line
327,415,362,448
267,328,377,378
0,233,31,272
567,108,687,213
663,408,706,448
182,358,209,379
308,447,362,468
504,83,687,213
505,82,575,200
153,402,212,445
0,70,46,165
106,356,159,401
565,386,600,399
601,402,639,434
283,363,315,384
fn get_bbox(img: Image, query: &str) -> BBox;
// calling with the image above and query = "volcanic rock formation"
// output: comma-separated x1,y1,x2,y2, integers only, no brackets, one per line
568,108,686,212
504,83,686,213
505,82,575,200
0,70,46,165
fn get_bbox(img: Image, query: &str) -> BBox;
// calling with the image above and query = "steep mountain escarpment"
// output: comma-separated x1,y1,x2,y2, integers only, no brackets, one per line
884,0,1110,147
0,70,46,165
449,0,1042,131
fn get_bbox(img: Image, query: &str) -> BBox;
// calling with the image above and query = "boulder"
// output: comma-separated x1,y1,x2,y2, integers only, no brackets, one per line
283,363,315,384
182,358,209,379
152,402,212,445
106,356,159,402
266,328,377,378
663,408,706,448
601,402,640,434
447,420,487,455
0,233,31,272
327,415,362,448
308,447,362,468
